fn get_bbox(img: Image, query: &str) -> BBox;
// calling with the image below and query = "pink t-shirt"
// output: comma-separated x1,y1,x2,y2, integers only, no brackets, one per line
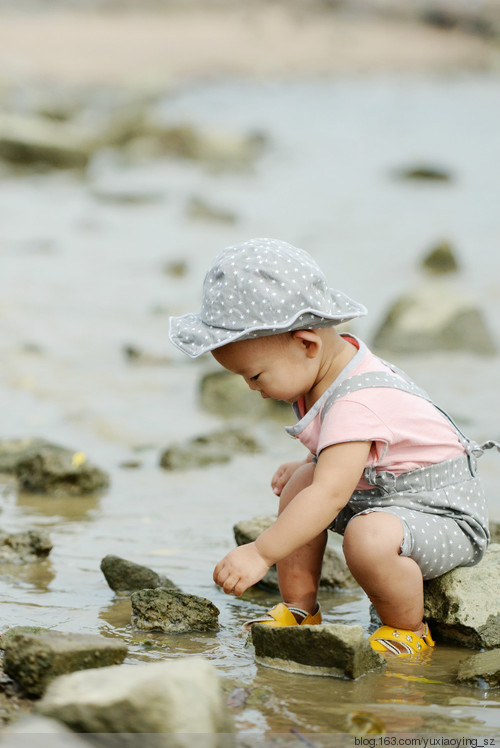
286,335,465,490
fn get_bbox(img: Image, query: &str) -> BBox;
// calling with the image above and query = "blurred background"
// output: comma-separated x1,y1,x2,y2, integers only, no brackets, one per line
1,0,500,736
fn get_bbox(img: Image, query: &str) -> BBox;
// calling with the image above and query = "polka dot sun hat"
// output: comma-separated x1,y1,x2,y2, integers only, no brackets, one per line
169,238,367,358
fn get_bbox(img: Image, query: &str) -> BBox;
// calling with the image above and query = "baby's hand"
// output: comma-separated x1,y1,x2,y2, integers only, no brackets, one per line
213,543,271,596
271,460,306,496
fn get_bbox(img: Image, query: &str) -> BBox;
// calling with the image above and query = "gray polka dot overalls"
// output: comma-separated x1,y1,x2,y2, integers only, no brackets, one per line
321,362,496,581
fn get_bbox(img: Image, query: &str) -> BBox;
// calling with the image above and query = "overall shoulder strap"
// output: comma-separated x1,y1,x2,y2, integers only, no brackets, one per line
320,370,431,421
319,365,489,458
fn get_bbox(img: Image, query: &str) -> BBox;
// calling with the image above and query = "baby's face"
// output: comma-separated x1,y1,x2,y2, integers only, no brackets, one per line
211,334,318,404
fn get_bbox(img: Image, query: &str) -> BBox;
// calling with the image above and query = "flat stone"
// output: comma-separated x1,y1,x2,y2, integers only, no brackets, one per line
131,589,219,633
251,623,385,679
456,649,500,688
100,554,179,595
0,625,52,649
36,658,234,740
3,630,128,698
424,544,500,649
234,515,357,590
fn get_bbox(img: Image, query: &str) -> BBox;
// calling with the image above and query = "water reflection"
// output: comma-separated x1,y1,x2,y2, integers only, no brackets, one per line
99,597,132,633
15,491,101,523
0,559,55,592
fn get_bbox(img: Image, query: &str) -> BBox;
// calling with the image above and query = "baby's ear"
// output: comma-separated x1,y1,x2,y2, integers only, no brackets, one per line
291,330,322,357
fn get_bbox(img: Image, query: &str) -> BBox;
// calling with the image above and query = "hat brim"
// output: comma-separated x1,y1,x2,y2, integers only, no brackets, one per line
169,293,367,358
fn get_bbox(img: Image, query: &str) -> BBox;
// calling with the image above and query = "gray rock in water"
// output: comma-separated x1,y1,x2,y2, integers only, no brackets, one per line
143,122,265,172
0,113,92,169
100,554,179,595
36,657,234,740
3,630,128,698
421,240,460,275
0,438,109,495
393,162,453,181
199,370,288,421
187,195,238,224
234,515,357,590
456,649,500,688
0,529,52,564
131,589,219,633
490,520,500,544
251,623,385,679
0,438,47,473
372,279,497,355
159,428,261,471
424,544,500,649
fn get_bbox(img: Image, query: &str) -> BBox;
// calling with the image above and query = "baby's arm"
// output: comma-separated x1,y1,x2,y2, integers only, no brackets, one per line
271,453,314,496
213,440,371,596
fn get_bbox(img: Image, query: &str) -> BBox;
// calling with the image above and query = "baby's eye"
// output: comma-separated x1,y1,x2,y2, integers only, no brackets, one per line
250,374,260,381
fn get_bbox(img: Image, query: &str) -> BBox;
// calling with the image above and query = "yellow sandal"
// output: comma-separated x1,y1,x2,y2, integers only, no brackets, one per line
369,623,435,655
244,602,322,630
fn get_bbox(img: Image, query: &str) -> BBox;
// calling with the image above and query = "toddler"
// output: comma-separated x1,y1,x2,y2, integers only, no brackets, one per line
169,238,494,655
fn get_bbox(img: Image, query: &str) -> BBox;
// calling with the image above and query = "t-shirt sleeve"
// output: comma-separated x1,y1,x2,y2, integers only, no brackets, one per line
317,399,393,461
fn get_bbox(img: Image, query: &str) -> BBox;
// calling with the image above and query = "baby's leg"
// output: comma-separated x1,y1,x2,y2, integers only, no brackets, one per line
343,511,424,634
276,462,327,616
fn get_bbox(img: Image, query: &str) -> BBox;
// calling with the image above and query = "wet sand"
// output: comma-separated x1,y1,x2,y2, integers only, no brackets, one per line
0,4,498,87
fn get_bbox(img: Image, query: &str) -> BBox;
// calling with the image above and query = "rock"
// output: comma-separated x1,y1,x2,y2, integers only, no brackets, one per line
0,438,110,495
2,715,91,745
100,554,179,595
394,164,453,182
234,515,357,590
424,544,500,649
372,279,497,355
0,625,51,649
421,240,460,275
0,438,47,473
36,657,233,739
91,183,165,206
251,623,385,679
0,113,92,169
456,649,500,688
131,589,219,633
122,344,171,365
163,259,188,278
3,630,128,698
186,196,238,224
159,429,261,471
0,529,52,564
199,370,288,420
344,0,500,37
418,3,500,36
144,122,265,171
490,520,500,544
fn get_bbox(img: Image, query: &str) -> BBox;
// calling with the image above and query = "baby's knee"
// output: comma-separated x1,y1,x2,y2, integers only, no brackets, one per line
343,511,403,563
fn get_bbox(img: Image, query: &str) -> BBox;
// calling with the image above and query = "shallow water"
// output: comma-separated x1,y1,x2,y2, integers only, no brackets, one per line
1,72,500,736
